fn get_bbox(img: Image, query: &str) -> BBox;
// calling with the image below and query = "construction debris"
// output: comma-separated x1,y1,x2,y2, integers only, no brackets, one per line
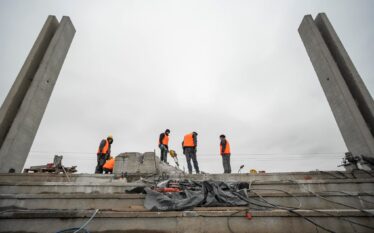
23,155,77,174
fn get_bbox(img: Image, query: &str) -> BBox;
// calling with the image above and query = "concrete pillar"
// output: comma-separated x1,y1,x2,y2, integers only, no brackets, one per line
314,13,374,136
0,16,75,173
298,14,374,160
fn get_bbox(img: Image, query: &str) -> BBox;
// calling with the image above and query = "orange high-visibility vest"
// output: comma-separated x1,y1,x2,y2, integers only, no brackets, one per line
97,139,109,155
220,140,231,155
103,158,115,170
162,135,169,145
183,133,195,147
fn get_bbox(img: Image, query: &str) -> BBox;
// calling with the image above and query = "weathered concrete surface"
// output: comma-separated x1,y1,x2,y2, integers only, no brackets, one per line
298,14,374,160
0,179,373,194
0,173,118,183
114,152,159,175
0,172,373,232
314,13,374,137
0,16,59,150
1,170,372,183
176,170,374,181
0,209,373,233
114,152,184,179
1,192,373,210
0,16,75,173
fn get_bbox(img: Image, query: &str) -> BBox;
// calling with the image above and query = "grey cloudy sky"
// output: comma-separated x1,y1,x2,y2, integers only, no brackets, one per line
0,0,373,173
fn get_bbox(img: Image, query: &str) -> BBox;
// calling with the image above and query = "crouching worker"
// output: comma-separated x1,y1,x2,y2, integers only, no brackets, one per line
103,156,115,174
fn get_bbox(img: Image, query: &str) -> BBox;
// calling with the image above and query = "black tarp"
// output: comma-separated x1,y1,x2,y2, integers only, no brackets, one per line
143,180,250,211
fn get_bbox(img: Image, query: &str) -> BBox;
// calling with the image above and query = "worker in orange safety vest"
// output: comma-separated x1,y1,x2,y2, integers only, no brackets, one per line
103,156,115,174
220,134,231,173
182,132,200,174
159,129,170,163
95,135,113,174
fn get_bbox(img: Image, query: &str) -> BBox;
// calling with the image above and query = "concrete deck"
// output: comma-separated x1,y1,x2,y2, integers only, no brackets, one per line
0,172,373,232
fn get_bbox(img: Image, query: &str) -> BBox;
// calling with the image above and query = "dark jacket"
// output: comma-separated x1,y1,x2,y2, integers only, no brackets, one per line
97,139,111,156
220,139,230,155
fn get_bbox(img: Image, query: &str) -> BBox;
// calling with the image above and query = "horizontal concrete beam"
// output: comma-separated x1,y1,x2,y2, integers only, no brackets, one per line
1,193,373,211
1,171,373,183
0,179,373,194
0,209,373,233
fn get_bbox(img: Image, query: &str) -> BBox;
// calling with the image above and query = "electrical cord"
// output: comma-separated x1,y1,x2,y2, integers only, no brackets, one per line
288,179,374,217
54,209,99,233
350,169,374,178
318,191,374,205
318,170,349,179
250,190,337,233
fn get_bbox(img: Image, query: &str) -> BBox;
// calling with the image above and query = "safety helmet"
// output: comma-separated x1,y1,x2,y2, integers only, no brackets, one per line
107,134,113,140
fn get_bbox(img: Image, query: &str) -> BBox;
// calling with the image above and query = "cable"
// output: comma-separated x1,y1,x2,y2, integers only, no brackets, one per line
319,191,374,205
250,189,337,233
73,209,99,233
56,228,89,233
288,179,374,217
55,209,99,233
318,170,349,179
351,168,374,178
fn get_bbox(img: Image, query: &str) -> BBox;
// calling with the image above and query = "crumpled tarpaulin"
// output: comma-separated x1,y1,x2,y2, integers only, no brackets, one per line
143,180,250,211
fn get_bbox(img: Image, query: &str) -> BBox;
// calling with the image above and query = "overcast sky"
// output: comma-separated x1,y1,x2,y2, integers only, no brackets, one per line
0,0,373,174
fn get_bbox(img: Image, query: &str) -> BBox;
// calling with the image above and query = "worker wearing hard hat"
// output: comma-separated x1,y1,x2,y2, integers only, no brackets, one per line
95,135,113,174
159,129,170,163
103,156,115,174
220,134,231,173
182,132,200,174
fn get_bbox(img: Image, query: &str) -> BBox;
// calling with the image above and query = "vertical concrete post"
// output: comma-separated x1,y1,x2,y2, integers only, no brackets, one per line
298,14,374,161
0,16,75,173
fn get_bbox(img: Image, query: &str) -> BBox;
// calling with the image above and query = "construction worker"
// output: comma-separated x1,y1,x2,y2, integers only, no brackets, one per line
159,129,170,163
103,156,115,174
220,134,231,173
95,135,113,174
182,132,200,174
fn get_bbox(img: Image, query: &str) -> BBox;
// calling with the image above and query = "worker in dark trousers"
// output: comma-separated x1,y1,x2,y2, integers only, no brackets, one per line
159,129,170,163
182,132,200,174
220,134,231,173
95,135,113,174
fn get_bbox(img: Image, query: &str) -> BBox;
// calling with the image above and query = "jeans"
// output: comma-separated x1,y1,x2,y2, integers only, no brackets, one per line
159,145,168,162
222,154,231,173
184,147,199,174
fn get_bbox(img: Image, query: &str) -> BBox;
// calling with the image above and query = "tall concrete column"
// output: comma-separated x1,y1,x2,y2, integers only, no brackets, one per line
298,13,374,162
0,16,75,173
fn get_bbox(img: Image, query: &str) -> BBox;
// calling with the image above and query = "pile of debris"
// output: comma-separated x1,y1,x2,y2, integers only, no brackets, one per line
23,155,76,174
